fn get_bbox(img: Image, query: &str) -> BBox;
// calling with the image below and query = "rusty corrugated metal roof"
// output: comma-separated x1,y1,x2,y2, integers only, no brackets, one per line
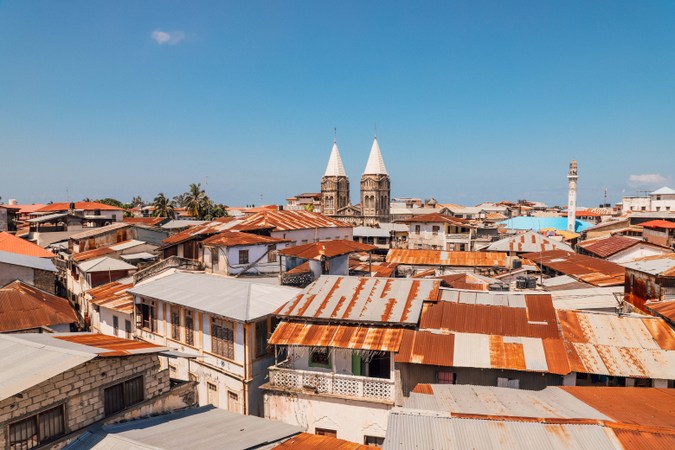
162,220,238,245
69,222,130,241
35,201,123,212
646,300,675,324
386,249,508,267
0,232,54,258
276,275,440,325
87,281,134,314
577,235,643,258
55,333,164,357
521,250,625,286
349,260,398,278
279,240,376,260
557,310,675,379
72,246,116,262
269,322,403,351
234,210,352,232
0,280,77,332
202,230,289,247
123,217,167,226
272,432,374,450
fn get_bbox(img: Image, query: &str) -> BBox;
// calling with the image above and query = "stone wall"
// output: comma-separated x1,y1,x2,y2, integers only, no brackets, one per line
0,354,169,449
33,268,57,294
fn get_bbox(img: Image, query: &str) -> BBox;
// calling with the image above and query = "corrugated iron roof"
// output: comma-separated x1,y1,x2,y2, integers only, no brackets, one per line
0,280,77,331
162,220,238,245
276,275,440,325
437,273,500,291
386,249,508,267
269,322,403,352
78,256,136,273
487,230,573,253
557,310,675,379
272,432,373,450
279,240,376,261
54,333,164,357
639,219,675,230
234,210,352,232
623,253,675,276
645,300,675,324
123,217,167,226
0,250,57,272
202,230,289,247
72,246,116,262
0,231,54,258
349,260,398,278
522,250,625,286
88,281,134,314
35,201,124,212
577,235,643,258
69,222,130,240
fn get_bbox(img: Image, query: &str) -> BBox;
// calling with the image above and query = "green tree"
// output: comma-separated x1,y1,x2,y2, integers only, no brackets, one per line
202,200,228,220
131,195,144,207
153,193,176,219
96,198,125,208
184,183,209,219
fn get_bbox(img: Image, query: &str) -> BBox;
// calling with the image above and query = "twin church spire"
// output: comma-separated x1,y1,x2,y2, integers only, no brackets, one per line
320,133,391,224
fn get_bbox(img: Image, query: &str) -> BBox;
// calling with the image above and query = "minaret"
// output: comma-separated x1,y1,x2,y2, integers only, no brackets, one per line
360,136,391,223
320,137,350,216
567,160,578,232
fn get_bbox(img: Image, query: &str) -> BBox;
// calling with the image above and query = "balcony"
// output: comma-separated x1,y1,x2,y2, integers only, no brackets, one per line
268,365,395,403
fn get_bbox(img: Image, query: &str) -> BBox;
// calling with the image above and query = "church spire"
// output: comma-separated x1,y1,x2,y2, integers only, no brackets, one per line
324,140,347,177
363,136,388,175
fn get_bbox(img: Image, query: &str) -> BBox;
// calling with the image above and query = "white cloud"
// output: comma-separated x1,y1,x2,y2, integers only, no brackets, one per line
628,173,668,187
151,30,185,45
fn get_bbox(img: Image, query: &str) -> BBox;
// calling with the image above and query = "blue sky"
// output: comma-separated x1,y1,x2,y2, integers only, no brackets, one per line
1,1,674,208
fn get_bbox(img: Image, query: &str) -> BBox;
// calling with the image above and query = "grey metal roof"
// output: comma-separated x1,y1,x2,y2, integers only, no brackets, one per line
120,252,157,261
78,256,137,273
0,250,56,272
109,239,147,251
352,226,392,238
383,409,622,450
129,272,299,322
623,256,675,276
160,219,208,229
0,334,95,400
65,406,303,450
26,212,68,223
550,287,622,311
487,230,574,253
404,385,610,420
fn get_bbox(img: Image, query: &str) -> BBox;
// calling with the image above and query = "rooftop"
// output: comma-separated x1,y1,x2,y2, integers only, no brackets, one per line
498,217,593,233
202,230,289,247
0,280,77,332
129,271,299,322
522,250,625,286
87,281,134,314
0,250,57,272
623,253,675,276
279,239,376,261
234,210,352,232
69,222,130,241
35,201,124,213
486,230,573,253
387,249,508,267
0,231,54,258
577,235,645,258
78,256,136,273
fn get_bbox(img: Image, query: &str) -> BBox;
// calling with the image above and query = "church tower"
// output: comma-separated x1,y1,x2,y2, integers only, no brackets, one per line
320,139,350,216
360,136,391,222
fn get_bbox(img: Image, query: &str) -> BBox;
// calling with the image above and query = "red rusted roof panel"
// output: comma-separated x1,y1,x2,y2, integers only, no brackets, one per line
35,201,123,212
577,235,642,258
640,220,675,230
87,281,134,314
0,280,77,332
521,250,625,286
234,210,352,232
271,432,373,450
0,232,55,258
202,230,290,247
278,240,376,260
387,249,508,267
72,246,115,262
55,333,163,356
269,322,403,351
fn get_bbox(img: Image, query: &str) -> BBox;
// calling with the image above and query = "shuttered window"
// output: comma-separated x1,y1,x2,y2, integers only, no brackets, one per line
104,376,144,417
9,405,65,450
211,318,235,360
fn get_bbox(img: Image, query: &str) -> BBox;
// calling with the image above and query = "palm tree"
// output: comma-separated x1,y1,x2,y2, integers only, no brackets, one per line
184,183,208,219
153,193,175,219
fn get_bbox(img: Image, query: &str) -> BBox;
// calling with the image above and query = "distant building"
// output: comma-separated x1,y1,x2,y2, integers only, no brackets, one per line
622,186,675,212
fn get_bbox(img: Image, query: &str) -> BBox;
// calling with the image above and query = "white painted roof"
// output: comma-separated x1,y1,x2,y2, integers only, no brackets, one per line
650,186,675,195
323,141,347,177
363,137,388,175
129,272,299,322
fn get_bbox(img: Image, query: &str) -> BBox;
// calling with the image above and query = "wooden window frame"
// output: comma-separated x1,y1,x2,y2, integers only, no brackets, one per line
171,306,181,341
238,249,249,265
211,318,235,360
103,375,144,417
8,404,65,450
254,319,270,358
184,309,194,346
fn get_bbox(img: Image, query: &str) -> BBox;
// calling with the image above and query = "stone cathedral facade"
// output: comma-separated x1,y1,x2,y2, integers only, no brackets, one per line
320,137,391,226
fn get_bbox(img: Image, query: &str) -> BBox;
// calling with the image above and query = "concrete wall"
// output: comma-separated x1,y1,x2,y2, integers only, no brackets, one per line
265,391,390,444
0,261,34,287
0,354,169,450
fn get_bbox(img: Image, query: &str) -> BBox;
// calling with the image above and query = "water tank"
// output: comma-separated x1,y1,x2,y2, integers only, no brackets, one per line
8,199,17,205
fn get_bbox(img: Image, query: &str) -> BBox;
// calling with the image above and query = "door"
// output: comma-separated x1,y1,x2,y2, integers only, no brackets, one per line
227,391,240,413
207,383,219,408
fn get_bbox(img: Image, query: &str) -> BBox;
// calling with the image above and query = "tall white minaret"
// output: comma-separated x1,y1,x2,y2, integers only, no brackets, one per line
567,160,578,232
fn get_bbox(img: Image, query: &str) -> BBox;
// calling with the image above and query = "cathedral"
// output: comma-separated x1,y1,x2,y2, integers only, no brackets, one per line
320,136,391,226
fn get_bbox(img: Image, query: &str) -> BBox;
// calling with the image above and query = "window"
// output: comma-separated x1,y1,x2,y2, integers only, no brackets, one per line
315,428,337,438
125,320,132,339
185,310,194,346
255,319,269,358
238,249,249,265
112,315,119,337
437,371,456,384
309,348,331,368
415,225,421,235
9,405,65,450
267,244,277,263
171,307,180,341
138,302,155,332
432,225,440,235
104,376,144,417
211,248,219,266
211,318,235,360
364,435,385,447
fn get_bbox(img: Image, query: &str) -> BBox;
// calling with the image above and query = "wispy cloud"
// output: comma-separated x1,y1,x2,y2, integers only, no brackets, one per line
151,30,185,45
628,173,669,187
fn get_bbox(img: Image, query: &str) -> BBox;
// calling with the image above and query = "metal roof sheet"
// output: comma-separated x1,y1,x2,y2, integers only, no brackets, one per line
269,321,403,351
623,253,675,276
577,235,644,258
487,231,573,253
108,239,147,251
120,252,157,261
276,275,440,325
639,219,675,229
72,246,116,261
26,212,69,223
522,250,625,286
66,405,303,450
0,250,56,272
202,230,289,247
0,231,55,258
234,210,352,232
129,272,299,322
279,239,376,260
272,432,372,450
88,281,134,314
404,385,611,421
386,249,508,267
550,287,623,311
557,310,675,379
645,300,675,324
36,202,123,212
69,222,130,240
0,280,77,331
162,220,236,245
78,256,136,273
